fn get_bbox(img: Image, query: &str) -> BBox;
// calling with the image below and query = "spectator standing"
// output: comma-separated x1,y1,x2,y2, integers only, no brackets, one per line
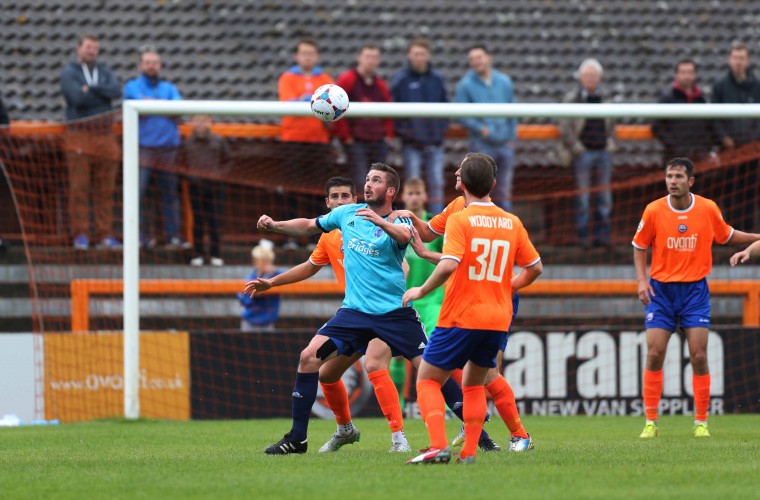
278,38,334,177
0,94,9,254
0,94,9,125
653,59,717,163
334,44,394,194
184,115,230,267
559,58,616,248
237,241,283,332
124,46,186,248
60,35,122,250
391,38,449,214
455,45,517,212
711,41,760,229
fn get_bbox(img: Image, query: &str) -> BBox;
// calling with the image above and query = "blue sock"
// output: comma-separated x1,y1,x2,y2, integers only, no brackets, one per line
441,378,491,441
289,372,319,442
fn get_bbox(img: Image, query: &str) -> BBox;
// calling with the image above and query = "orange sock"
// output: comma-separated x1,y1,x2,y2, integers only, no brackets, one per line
416,379,448,450
487,376,528,438
643,369,663,421
693,373,711,421
320,380,351,425
368,369,404,432
461,385,486,459
451,369,463,387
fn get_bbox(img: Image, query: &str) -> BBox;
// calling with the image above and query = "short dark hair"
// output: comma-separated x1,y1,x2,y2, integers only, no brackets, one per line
295,38,319,54
325,176,355,197
675,58,697,72
731,41,749,54
666,157,694,178
369,163,400,200
464,152,497,177
360,43,380,53
461,154,496,198
407,38,430,53
78,35,98,46
468,44,490,55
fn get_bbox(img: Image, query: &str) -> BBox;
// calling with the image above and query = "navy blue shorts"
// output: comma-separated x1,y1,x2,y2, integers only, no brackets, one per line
317,307,427,360
645,278,711,331
498,292,520,352
423,327,507,371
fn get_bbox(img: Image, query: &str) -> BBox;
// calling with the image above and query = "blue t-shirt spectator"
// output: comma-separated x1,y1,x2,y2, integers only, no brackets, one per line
123,74,182,147
237,268,283,329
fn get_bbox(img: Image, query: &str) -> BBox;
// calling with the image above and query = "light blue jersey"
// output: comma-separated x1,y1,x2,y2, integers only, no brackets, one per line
316,203,412,315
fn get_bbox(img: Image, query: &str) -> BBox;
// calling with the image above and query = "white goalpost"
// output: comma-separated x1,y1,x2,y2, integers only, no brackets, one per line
121,100,760,419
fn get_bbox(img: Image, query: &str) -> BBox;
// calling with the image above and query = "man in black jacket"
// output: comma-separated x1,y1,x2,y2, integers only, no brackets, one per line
711,42,760,229
0,95,8,126
653,59,717,162
60,35,122,250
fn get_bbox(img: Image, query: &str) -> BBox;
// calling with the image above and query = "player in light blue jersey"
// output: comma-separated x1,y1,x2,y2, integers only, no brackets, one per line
254,163,498,454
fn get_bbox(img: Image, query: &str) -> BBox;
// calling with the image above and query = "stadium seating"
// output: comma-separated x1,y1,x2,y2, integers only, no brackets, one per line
2,0,759,126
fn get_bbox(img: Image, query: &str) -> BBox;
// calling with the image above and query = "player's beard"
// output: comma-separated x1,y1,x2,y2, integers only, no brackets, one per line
365,190,385,209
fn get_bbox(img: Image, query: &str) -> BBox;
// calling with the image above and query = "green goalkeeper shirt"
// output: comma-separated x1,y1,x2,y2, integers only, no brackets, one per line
405,211,445,335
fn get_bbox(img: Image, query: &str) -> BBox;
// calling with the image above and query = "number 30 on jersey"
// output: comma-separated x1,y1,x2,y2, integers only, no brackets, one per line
469,238,510,282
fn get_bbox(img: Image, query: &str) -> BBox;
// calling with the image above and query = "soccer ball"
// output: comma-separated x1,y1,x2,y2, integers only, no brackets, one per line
310,84,350,122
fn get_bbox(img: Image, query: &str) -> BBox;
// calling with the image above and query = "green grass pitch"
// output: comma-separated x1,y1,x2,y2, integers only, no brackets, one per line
2,415,759,499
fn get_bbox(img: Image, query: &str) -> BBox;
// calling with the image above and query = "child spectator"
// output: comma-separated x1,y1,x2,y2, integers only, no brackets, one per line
237,240,283,331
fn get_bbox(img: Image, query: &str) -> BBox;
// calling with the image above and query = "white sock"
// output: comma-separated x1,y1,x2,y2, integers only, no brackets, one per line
337,421,355,437
392,430,406,443
694,419,707,426
646,419,658,426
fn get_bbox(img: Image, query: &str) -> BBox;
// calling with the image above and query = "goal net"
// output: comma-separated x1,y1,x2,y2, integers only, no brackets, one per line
1,101,758,422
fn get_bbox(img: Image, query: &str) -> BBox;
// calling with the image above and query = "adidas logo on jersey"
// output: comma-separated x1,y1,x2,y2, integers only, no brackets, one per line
292,391,303,399
418,342,426,349
347,220,355,227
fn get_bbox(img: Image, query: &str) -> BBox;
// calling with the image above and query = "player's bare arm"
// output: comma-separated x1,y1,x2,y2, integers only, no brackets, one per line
511,260,543,292
730,240,760,266
402,258,458,306
409,226,441,265
390,209,437,242
725,229,760,246
244,261,320,298
356,207,412,245
633,247,655,305
257,215,322,237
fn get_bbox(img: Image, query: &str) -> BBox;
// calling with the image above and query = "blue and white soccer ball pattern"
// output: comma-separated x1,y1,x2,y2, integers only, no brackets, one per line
310,84,350,122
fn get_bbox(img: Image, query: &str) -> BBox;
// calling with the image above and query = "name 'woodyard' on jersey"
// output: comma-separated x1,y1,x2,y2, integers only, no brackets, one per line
467,215,513,229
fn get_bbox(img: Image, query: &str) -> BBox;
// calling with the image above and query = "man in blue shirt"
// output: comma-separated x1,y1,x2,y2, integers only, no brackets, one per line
124,47,186,248
253,164,495,455
455,45,517,212
391,39,449,214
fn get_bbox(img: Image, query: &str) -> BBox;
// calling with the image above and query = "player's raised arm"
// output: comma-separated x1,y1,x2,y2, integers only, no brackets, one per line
244,261,321,298
356,207,412,245
257,215,322,237
391,209,438,242
409,226,441,264
730,240,760,266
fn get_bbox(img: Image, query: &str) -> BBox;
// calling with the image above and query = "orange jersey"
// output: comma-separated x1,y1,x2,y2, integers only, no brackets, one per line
278,69,333,143
437,202,541,331
632,194,733,282
309,229,346,290
428,196,466,236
